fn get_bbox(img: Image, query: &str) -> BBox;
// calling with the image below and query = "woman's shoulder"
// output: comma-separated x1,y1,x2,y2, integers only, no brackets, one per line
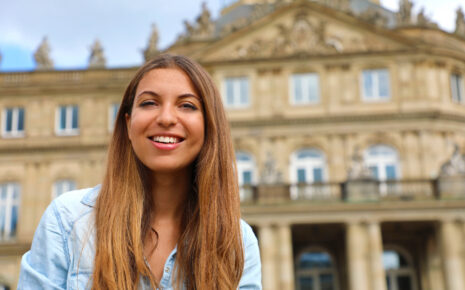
240,219,258,248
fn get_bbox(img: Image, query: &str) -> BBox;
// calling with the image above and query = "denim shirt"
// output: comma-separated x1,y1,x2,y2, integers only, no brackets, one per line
18,185,262,289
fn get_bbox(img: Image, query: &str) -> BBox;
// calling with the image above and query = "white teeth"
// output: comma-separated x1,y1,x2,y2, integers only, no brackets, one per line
153,136,180,144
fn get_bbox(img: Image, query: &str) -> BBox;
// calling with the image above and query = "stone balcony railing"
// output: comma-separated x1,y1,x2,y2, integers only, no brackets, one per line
240,176,465,204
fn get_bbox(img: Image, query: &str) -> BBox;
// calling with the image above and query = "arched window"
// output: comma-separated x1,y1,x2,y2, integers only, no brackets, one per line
236,152,256,201
52,179,76,199
383,249,417,290
0,183,20,241
296,250,339,290
290,149,327,199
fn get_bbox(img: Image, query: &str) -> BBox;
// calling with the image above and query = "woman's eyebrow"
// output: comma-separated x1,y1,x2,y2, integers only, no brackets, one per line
178,93,202,102
135,90,159,100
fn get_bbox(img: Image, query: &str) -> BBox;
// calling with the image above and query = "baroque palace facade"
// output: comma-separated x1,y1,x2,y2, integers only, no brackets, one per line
2,0,465,289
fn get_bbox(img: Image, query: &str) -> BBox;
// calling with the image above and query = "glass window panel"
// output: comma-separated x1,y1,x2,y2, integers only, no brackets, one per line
236,153,251,161
294,76,303,103
308,75,319,102
386,276,391,290
11,205,18,235
386,165,397,180
72,106,78,129
378,70,390,98
0,205,5,232
313,168,323,183
297,169,306,183
5,109,13,132
396,275,412,290
226,80,234,105
240,78,249,105
383,251,400,270
60,106,67,129
18,108,24,131
243,171,252,185
297,150,321,159
299,277,314,290
319,274,335,290
363,71,373,98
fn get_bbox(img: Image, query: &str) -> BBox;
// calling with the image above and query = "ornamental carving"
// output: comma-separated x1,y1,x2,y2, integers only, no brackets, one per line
233,12,340,59
143,24,160,62
359,7,389,27
347,146,373,180
34,37,53,71
416,8,438,28
88,39,106,69
440,144,465,177
397,0,413,26
177,2,214,42
455,7,465,37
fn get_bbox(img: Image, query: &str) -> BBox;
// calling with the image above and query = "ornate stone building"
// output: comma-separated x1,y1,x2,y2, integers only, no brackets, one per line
1,0,465,289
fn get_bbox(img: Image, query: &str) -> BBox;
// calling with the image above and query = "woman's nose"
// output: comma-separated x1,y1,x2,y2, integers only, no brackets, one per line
156,105,177,127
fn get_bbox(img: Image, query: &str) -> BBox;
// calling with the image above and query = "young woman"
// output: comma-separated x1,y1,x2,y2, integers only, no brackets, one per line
18,54,261,289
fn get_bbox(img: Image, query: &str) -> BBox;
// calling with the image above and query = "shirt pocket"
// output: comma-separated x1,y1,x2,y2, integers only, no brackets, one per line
67,271,93,290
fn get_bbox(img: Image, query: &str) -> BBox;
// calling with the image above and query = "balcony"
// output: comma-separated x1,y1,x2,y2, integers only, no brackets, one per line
240,176,465,204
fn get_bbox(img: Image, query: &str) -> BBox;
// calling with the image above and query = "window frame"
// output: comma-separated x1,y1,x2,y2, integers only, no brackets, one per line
2,107,25,138
290,72,321,105
0,182,21,241
55,104,79,136
223,76,250,109
361,68,391,102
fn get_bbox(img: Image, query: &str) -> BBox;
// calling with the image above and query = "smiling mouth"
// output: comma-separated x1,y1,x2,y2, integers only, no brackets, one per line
150,136,184,144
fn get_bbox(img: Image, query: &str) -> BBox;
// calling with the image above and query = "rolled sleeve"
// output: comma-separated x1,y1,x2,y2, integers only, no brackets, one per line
18,201,69,290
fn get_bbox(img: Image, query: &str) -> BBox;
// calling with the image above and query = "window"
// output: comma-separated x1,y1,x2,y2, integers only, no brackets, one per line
291,73,320,105
296,250,339,290
290,149,328,199
364,145,400,196
451,73,464,104
362,69,390,101
224,77,249,108
383,249,417,290
236,152,256,202
52,179,76,199
108,103,120,132
0,183,20,241
56,105,79,135
2,107,24,138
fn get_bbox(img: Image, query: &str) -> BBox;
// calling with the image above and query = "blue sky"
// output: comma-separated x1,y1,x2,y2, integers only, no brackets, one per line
0,0,463,72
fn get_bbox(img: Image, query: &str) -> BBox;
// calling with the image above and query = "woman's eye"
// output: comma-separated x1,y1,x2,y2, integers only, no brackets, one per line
180,103,198,110
140,100,157,107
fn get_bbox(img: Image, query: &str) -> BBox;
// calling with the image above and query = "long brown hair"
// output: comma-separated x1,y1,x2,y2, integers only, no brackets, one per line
92,54,244,289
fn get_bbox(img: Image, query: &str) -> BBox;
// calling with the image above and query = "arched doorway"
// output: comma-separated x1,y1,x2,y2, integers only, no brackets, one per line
383,248,418,290
296,249,339,290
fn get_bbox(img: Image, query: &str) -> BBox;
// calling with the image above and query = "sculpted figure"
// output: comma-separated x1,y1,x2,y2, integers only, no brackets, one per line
34,37,54,70
455,7,465,36
348,146,373,180
397,0,413,25
88,39,106,69
143,24,160,62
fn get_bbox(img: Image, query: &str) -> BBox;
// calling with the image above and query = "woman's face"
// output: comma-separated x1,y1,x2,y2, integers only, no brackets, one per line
126,68,205,174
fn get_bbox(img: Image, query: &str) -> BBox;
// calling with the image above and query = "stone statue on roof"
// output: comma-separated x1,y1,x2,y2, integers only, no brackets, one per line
397,0,413,25
455,7,465,36
178,2,214,41
34,37,54,71
416,8,438,28
143,24,160,62
88,39,106,69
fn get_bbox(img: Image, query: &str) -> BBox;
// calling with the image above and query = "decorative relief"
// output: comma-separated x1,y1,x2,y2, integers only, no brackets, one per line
88,39,106,69
347,146,373,180
440,144,465,177
455,7,465,37
260,152,282,184
34,37,54,71
143,24,159,62
359,8,389,27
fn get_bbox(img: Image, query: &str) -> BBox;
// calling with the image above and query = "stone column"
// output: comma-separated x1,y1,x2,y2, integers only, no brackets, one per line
259,224,277,290
346,222,370,290
440,220,465,290
367,222,387,290
277,224,295,290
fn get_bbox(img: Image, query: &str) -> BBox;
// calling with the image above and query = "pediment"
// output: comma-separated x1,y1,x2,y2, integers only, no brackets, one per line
193,2,415,62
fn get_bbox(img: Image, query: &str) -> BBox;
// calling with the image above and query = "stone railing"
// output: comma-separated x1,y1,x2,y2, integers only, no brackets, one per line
240,177,465,204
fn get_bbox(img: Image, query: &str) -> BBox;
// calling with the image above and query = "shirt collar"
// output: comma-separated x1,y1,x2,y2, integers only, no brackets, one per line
80,184,101,207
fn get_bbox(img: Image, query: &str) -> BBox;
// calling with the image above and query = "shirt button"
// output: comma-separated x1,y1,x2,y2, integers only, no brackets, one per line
165,267,170,273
